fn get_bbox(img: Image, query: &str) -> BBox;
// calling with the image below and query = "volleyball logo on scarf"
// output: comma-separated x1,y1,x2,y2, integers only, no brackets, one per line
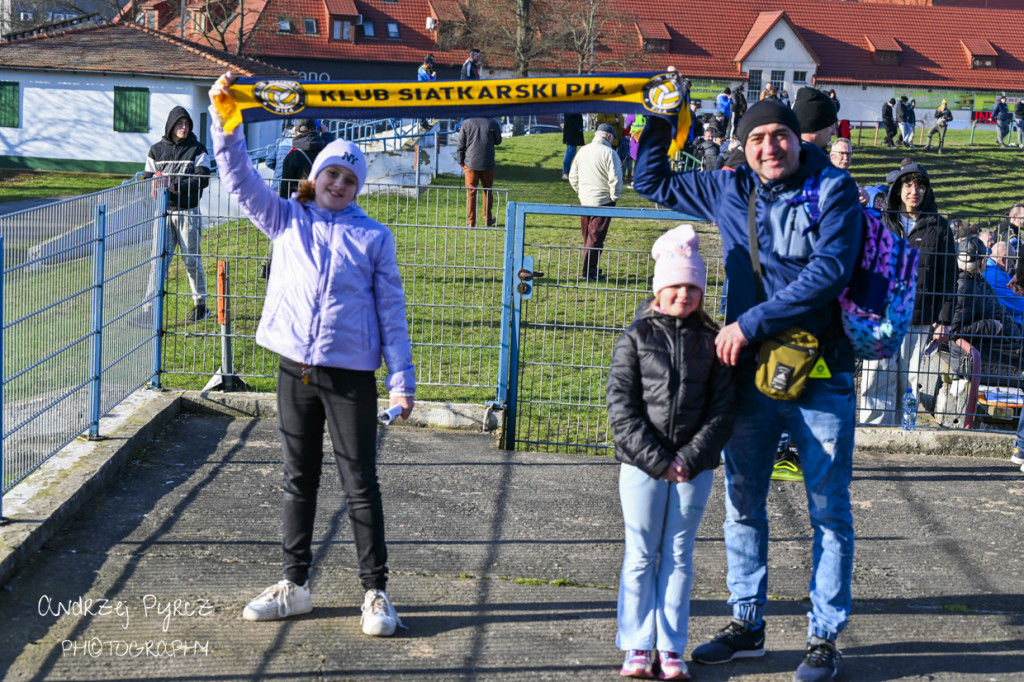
254,81,306,115
643,73,682,114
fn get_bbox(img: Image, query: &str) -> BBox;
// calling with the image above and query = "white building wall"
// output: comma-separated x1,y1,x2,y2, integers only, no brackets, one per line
0,71,203,165
0,70,284,168
741,22,817,98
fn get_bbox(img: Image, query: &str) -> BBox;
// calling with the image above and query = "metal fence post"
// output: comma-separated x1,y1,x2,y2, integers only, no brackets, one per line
1,235,4,520
87,205,107,439
202,260,249,392
149,189,170,389
492,200,518,416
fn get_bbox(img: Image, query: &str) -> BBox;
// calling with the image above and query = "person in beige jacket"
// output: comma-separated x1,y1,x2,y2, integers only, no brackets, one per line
570,123,623,281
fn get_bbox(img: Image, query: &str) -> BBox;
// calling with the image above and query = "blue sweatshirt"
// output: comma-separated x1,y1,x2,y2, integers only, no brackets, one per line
633,116,862,371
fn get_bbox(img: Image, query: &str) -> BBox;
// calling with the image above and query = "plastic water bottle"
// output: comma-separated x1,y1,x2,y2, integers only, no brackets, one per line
901,388,917,431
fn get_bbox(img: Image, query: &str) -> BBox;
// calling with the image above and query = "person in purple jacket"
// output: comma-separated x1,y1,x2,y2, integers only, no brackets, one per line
208,73,414,637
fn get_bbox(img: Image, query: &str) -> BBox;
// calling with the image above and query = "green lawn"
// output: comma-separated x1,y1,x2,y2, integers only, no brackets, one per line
0,169,130,203
6,129,1020,455
847,128,1021,216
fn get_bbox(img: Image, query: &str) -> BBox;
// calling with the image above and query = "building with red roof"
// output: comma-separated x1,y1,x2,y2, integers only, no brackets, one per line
122,0,1024,125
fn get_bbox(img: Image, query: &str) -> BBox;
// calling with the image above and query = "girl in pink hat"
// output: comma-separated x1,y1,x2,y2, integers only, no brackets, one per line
607,224,736,679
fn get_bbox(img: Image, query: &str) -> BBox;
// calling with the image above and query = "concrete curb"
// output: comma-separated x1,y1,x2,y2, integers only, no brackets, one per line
179,390,504,433
0,390,182,587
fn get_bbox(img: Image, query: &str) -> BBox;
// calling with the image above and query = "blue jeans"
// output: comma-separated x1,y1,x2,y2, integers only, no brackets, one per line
723,371,855,641
617,465,713,653
562,145,578,175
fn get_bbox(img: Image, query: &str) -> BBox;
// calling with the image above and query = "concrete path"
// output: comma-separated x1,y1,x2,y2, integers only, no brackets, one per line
0,394,1021,681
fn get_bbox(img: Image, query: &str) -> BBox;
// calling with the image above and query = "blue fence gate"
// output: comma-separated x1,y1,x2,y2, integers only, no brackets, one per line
496,202,715,454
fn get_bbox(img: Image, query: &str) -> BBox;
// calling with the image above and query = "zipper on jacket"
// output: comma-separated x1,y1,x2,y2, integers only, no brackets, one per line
771,336,818,355
306,219,331,365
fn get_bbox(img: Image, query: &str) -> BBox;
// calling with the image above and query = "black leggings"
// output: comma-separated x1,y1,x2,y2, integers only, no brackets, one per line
276,357,387,591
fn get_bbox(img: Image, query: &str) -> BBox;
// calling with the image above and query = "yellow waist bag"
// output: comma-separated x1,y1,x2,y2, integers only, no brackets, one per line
755,327,820,401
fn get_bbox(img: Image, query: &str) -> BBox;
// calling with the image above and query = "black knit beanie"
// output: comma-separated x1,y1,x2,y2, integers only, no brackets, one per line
793,87,838,132
736,99,801,145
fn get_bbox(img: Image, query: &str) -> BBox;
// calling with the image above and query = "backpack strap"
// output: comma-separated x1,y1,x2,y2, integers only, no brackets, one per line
785,169,824,236
748,188,767,304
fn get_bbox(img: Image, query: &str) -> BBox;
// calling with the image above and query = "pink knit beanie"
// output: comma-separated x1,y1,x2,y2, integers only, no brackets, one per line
651,224,707,295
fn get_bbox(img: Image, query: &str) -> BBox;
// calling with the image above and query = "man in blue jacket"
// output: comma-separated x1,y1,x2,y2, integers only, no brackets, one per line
634,97,862,682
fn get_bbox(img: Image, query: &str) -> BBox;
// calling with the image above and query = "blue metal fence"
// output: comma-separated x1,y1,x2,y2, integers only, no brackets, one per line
4,171,1024,509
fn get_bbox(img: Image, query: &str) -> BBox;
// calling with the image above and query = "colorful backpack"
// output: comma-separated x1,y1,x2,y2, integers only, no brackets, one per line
795,173,920,360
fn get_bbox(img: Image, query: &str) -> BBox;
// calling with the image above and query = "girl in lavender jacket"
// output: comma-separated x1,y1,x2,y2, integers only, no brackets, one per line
208,73,414,636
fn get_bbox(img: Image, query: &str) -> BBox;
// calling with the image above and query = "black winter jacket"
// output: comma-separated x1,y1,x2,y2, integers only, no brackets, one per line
143,106,210,210
881,102,894,124
562,113,585,146
607,307,736,479
952,270,1022,344
883,164,957,326
278,131,328,198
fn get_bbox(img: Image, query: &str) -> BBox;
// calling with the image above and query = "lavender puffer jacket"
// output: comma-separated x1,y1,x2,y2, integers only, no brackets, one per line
211,124,414,396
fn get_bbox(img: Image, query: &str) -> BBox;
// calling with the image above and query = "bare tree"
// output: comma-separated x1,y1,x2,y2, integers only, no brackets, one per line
459,0,555,78
553,0,643,74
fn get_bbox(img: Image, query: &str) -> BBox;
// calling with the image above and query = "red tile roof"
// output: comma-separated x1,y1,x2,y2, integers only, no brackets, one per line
124,0,1024,91
960,38,997,57
324,0,358,15
864,35,902,53
635,20,670,41
0,21,297,78
428,0,465,23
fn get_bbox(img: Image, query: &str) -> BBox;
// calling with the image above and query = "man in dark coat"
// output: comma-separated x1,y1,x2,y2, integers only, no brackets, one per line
859,163,957,425
561,113,585,180
881,98,897,148
993,95,1011,147
142,106,211,323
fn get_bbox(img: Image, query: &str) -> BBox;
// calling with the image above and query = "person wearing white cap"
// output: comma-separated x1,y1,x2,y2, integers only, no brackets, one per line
208,73,414,637
607,224,735,680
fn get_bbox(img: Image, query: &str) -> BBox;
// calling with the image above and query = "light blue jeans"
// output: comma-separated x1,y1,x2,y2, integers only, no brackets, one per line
617,465,713,653
723,371,855,642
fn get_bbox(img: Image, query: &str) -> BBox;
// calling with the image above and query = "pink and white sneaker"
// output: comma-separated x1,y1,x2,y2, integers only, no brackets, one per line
620,649,655,678
657,651,691,680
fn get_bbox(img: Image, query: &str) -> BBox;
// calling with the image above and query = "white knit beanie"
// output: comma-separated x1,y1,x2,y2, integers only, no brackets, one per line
651,224,707,295
308,139,368,194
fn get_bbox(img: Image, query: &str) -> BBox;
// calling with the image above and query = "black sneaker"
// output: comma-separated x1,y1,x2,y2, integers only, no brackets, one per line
691,618,766,665
188,303,209,323
793,637,840,682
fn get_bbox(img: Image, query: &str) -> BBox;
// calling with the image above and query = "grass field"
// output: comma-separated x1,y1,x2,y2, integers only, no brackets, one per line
0,169,130,203
5,126,1021,454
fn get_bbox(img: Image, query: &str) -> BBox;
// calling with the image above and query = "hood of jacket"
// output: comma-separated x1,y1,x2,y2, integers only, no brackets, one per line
163,106,196,146
884,162,938,219
290,130,327,155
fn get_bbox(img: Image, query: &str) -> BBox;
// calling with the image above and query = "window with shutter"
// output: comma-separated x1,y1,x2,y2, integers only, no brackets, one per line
0,82,19,128
113,86,149,133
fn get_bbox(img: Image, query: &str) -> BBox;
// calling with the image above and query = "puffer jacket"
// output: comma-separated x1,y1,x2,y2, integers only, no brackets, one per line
634,115,862,374
211,121,415,396
882,164,957,327
952,270,1022,344
143,106,210,210
607,307,735,479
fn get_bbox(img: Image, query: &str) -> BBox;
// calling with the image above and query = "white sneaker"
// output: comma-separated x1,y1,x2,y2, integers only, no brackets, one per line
360,588,401,636
242,580,312,621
